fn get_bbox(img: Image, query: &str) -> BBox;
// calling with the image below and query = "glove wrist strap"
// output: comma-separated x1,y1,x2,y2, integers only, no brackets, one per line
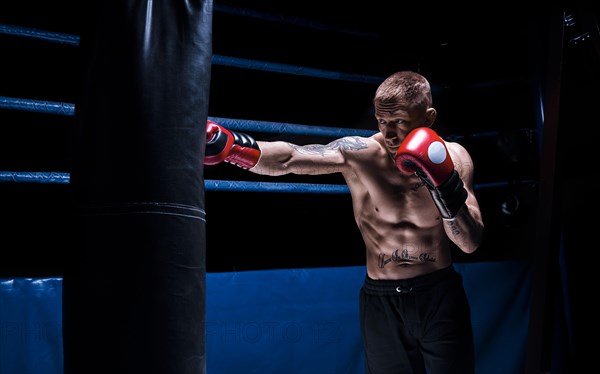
425,170,467,219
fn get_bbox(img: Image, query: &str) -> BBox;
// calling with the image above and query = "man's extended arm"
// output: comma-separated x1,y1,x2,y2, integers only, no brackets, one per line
204,120,358,176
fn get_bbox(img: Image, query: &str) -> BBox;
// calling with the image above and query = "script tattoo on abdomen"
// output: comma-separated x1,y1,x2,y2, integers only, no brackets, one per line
290,137,368,155
378,249,436,268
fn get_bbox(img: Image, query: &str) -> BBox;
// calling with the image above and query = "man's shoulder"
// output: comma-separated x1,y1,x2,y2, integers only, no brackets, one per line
445,140,470,156
336,135,380,150
445,141,475,173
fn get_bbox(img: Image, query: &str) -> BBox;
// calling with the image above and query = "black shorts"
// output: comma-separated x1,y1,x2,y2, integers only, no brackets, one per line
360,265,474,374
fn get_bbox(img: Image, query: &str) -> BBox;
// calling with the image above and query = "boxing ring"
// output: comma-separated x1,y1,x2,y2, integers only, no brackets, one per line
0,8,534,374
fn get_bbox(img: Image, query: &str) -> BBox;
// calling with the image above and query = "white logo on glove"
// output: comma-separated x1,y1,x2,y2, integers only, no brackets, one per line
427,141,447,164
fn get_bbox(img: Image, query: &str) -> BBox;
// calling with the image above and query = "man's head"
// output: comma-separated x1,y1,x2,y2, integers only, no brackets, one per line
374,71,437,157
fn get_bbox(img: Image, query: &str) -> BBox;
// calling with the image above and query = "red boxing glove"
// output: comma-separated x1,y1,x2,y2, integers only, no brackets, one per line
204,120,261,169
395,127,454,186
396,127,467,219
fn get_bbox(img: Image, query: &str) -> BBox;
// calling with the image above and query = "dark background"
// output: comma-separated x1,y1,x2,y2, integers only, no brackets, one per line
1,0,599,372
0,0,559,275
0,2,595,278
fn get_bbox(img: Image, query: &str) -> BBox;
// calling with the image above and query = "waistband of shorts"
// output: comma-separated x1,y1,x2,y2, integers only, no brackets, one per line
362,265,457,294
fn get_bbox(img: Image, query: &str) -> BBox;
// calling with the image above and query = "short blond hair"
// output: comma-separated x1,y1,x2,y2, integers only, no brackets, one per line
374,71,432,114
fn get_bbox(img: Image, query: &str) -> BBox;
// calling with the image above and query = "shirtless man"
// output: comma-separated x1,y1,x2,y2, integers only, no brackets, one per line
205,70,484,374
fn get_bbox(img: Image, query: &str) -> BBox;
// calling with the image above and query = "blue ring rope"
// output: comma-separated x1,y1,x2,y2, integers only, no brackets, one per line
0,24,80,46
213,4,378,39
0,171,349,193
0,96,75,116
206,179,349,194
210,117,376,137
0,171,70,184
0,96,376,137
0,171,534,193
211,55,384,84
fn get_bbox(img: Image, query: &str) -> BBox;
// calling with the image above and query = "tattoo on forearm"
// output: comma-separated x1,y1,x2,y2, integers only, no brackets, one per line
446,220,461,236
290,137,367,155
377,248,436,268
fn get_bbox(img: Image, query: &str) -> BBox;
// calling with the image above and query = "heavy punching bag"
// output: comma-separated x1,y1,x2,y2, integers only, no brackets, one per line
63,1,212,373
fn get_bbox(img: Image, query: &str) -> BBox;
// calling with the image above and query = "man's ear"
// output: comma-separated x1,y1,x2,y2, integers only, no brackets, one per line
424,108,437,127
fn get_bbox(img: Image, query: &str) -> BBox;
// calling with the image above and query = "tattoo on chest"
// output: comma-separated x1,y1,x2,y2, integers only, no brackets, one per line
291,137,367,155
377,248,436,268
411,181,424,192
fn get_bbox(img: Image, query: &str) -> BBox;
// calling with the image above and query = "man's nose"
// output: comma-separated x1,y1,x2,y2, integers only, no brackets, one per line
385,130,398,142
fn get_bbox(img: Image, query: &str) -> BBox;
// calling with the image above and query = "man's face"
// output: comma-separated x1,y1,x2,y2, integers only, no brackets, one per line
375,107,427,157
